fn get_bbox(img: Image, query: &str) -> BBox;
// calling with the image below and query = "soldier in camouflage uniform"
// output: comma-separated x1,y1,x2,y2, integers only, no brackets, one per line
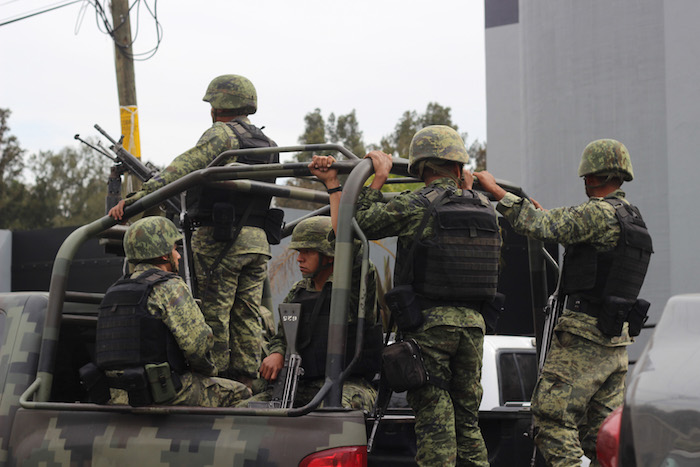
311,126,498,466
475,139,652,466
109,75,277,390
256,216,380,410
97,217,251,407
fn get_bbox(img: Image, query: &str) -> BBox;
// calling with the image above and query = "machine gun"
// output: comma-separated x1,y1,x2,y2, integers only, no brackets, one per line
271,303,304,409
75,126,196,293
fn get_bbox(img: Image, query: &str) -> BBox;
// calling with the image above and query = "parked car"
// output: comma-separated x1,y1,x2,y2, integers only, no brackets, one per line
597,294,700,467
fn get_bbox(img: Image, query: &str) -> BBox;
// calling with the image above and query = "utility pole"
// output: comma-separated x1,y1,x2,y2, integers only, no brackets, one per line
110,0,141,194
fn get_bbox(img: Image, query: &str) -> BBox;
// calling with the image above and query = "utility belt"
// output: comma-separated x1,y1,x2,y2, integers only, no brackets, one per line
190,202,284,245
385,284,504,334
80,362,183,407
566,294,650,337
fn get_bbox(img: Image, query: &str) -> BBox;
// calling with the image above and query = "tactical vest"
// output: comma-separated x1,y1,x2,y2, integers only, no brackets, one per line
395,186,501,302
95,269,187,373
188,119,280,226
561,198,653,301
292,285,382,380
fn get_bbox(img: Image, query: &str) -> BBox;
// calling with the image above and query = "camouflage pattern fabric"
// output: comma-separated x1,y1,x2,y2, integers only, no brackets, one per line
497,190,636,465
404,324,488,467
109,264,251,406
531,331,627,466
202,74,257,112
408,125,470,176
578,138,634,181
355,178,490,466
246,377,377,411
122,118,272,384
124,217,182,260
193,236,270,380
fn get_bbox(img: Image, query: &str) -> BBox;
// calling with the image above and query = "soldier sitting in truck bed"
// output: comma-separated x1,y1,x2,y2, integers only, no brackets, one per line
256,216,382,410
86,217,251,407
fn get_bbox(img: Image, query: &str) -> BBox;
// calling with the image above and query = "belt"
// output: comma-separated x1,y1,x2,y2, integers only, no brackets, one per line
565,295,602,318
193,214,267,229
418,296,484,311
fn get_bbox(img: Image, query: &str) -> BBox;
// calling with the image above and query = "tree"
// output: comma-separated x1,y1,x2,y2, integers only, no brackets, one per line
0,108,30,230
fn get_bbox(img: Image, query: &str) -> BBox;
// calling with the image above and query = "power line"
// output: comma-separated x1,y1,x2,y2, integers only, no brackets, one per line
0,0,83,27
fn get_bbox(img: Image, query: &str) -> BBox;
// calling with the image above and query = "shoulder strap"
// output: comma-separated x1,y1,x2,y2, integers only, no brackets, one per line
397,188,450,285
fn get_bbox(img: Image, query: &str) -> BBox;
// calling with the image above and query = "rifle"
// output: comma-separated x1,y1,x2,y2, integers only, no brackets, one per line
270,303,304,408
530,249,564,467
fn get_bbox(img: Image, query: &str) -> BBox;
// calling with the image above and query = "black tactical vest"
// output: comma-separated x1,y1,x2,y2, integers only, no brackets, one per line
188,119,279,224
95,269,187,373
395,186,501,302
562,198,653,301
292,285,382,380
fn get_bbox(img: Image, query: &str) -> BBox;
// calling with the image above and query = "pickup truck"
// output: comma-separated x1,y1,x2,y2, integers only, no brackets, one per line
0,146,555,466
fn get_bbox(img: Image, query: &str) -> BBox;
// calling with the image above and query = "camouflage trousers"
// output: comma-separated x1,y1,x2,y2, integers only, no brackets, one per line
194,243,269,381
404,325,489,467
109,372,252,407
242,377,377,411
532,331,628,467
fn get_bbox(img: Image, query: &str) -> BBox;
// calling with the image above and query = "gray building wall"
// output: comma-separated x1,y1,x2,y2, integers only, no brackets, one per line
485,0,700,353
0,230,10,292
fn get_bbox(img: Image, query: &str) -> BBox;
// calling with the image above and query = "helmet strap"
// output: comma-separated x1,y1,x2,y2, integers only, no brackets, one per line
424,160,462,186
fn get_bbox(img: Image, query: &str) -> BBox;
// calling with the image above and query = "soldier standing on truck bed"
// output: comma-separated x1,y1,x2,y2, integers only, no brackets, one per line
256,216,382,410
109,74,283,392
93,216,251,407
475,139,653,466
310,125,500,467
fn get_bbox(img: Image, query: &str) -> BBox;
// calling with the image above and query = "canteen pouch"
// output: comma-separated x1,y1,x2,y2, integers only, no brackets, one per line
212,202,235,242
78,362,111,404
121,367,153,407
597,296,636,337
627,298,650,337
384,284,424,332
264,208,285,245
381,338,428,392
145,362,182,403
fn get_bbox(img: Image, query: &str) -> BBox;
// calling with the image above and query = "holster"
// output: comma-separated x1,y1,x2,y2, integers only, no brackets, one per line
78,362,111,404
120,367,153,407
480,292,505,334
212,202,236,242
384,284,424,332
597,296,636,337
145,362,182,403
627,298,650,337
263,208,285,245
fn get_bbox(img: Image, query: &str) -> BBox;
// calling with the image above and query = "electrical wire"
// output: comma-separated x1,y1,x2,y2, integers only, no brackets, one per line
0,0,83,27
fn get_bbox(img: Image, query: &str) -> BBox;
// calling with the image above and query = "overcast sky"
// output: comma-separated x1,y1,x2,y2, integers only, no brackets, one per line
1,0,486,169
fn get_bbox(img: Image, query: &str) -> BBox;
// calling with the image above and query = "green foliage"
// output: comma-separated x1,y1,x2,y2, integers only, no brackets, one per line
0,108,110,230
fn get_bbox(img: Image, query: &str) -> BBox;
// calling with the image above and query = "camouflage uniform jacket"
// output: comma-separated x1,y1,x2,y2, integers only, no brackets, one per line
123,118,270,256
497,189,632,346
131,263,217,375
268,262,378,357
356,178,485,331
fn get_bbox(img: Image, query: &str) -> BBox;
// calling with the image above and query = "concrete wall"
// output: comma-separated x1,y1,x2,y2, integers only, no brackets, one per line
0,230,9,292
485,0,700,354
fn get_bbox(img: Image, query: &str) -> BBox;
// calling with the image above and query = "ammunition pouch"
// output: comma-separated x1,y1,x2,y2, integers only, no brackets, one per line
145,362,182,403
78,362,111,404
381,338,448,393
264,208,285,245
384,285,423,332
116,367,152,407
568,294,650,337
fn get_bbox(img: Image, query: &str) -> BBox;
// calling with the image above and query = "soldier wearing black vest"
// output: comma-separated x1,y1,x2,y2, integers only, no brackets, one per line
94,216,250,407
109,75,282,390
475,139,653,466
257,216,381,410
310,125,499,467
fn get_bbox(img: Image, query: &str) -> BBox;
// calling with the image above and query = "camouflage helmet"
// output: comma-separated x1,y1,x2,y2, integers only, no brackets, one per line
288,217,334,257
578,139,634,181
124,217,182,261
202,74,257,113
408,125,469,176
